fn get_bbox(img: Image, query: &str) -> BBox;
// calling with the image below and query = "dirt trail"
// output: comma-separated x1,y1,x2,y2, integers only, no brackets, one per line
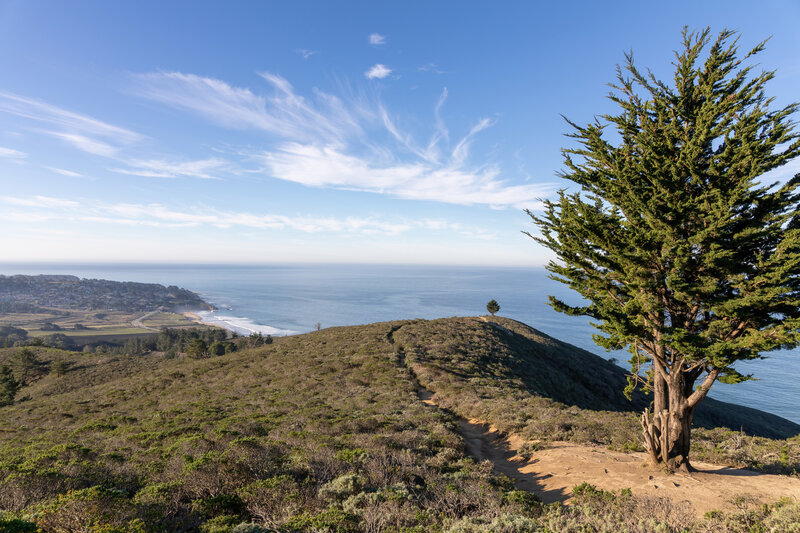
417,389,800,515
388,322,800,515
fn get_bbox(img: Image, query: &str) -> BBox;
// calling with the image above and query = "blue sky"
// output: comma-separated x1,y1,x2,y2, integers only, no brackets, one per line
1,1,799,265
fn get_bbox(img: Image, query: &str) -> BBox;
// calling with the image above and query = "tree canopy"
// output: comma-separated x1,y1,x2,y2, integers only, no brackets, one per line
529,27,800,470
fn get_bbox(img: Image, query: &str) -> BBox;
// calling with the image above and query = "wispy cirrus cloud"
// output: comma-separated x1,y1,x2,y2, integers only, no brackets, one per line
368,33,386,45
110,158,228,179
132,70,552,208
44,131,119,157
419,62,449,75
0,91,142,156
365,64,392,80
2,195,80,208
1,195,488,236
132,71,360,144
295,49,317,59
259,142,546,208
0,146,27,160
45,166,82,177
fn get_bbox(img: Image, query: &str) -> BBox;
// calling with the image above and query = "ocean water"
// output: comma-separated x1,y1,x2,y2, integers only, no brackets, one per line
1,262,798,425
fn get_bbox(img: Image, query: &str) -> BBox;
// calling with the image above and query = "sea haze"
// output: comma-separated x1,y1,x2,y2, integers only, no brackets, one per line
1,262,798,424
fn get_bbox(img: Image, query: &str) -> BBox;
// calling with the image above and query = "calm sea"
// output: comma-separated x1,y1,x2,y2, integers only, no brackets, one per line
1,262,798,424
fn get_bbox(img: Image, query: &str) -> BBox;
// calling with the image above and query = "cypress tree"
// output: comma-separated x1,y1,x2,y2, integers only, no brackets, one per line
529,28,800,471
0,365,18,406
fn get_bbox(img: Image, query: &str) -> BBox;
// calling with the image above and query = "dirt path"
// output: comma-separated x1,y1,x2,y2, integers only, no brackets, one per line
389,322,800,515
131,310,159,331
417,389,800,515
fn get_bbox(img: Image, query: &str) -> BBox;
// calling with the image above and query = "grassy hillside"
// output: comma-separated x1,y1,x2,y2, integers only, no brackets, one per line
0,317,798,532
396,317,800,471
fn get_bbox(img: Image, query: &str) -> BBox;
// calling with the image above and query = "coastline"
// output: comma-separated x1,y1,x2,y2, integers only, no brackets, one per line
182,309,299,337
182,311,220,329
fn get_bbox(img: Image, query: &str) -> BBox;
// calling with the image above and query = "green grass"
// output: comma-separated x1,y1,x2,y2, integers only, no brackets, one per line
0,317,798,532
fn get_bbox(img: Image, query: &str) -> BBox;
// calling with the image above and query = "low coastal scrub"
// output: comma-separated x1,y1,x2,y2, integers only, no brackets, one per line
0,318,797,531
394,317,800,475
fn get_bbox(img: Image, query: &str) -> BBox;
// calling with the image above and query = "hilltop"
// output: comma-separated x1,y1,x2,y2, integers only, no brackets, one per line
0,317,798,531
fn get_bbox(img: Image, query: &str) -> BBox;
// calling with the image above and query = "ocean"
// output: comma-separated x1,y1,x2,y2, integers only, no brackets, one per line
1,262,798,425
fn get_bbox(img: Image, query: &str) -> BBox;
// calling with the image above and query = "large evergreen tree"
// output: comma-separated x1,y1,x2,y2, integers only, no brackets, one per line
529,28,800,471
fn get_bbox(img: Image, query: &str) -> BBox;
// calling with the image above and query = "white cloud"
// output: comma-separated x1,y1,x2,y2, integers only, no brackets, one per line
0,92,141,156
368,33,386,45
0,195,415,235
419,63,448,74
759,157,800,184
110,158,228,179
259,142,548,209
132,71,359,144
2,195,80,208
95,204,414,234
365,64,392,80
0,210,57,223
296,49,317,59
45,166,82,177
44,131,119,156
0,146,27,159
132,69,554,208
0,195,502,239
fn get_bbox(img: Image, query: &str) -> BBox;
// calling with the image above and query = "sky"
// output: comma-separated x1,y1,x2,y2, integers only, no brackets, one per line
1,1,799,266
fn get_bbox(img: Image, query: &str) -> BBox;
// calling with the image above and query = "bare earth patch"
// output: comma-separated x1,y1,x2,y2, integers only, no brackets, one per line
420,392,800,515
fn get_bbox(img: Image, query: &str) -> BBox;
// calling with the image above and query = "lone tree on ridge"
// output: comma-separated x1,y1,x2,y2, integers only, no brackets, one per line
529,28,800,471
486,300,500,316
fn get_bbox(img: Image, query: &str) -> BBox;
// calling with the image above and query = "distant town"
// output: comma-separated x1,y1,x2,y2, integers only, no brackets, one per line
0,274,212,313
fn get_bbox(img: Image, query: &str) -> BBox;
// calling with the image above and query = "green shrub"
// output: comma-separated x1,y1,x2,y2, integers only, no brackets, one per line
285,508,359,532
0,518,37,533
231,524,270,533
318,473,367,502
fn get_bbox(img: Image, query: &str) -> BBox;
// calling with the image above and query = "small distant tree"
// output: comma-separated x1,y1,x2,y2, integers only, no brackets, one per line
530,28,800,471
209,341,226,356
185,338,209,359
50,360,69,376
486,300,500,316
0,365,19,406
12,348,43,384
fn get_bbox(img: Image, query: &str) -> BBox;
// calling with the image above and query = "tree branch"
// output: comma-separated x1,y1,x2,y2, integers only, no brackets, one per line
687,368,720,408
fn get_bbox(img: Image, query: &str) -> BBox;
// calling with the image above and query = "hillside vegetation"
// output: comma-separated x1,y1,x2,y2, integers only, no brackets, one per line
396,317,800,471
0,317,798,532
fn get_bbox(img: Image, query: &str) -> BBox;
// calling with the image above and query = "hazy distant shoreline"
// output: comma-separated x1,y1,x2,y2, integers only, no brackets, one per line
183,309,298,336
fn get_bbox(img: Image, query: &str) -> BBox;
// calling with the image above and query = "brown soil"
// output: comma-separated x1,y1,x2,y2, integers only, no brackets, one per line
418,390,800,515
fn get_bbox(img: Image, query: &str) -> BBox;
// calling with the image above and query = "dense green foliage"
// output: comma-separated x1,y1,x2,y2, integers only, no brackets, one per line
0,326,28,348
530,28,800,469
0,365,18,406
17,326,259,357
485,300,500,316
0,317,797,531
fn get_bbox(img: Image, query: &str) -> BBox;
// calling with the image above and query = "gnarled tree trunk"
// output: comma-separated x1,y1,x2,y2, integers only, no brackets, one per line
640,367,719,472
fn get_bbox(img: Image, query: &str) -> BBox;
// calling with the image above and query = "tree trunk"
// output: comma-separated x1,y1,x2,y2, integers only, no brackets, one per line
640,371,695,472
